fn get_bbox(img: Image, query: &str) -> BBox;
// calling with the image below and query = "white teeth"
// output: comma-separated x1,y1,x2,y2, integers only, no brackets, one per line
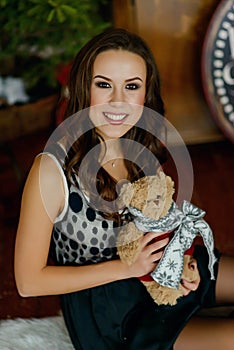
103,112,127,121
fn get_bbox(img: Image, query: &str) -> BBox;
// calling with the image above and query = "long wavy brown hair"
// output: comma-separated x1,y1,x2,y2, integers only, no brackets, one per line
62,28,167,220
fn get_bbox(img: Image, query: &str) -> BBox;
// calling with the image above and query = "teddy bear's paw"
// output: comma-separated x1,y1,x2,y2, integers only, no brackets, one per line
117,224,143,265
117,239,141,265
116,222,143,246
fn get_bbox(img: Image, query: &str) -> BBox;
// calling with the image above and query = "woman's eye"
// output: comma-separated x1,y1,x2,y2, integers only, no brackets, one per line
95,81,111,88
125,83,140,90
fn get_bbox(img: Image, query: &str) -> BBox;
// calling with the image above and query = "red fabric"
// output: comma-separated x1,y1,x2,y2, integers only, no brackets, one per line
55,63,72,125
140,274,155,282
56,63,72,85
184,244,194,256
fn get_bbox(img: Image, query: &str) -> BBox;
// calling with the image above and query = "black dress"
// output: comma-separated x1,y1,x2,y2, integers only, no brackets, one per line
59,246,219,350
45,148,219,350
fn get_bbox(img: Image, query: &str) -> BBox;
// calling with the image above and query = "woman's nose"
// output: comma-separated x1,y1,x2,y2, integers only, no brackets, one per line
109,87,125,104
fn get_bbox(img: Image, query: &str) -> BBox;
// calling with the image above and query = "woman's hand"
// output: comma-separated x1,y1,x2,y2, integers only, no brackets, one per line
127,231,170,278
180,258,201,296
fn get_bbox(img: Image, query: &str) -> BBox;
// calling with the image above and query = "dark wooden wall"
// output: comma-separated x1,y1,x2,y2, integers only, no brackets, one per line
113,0,223,143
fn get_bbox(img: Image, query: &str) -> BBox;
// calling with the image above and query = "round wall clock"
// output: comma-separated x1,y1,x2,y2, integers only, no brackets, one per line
202,0,234,143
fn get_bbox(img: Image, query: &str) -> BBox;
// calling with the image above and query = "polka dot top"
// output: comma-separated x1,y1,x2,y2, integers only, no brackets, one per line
45,144,124,266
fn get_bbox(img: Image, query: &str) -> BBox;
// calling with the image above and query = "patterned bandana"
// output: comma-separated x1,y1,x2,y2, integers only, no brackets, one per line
128,200,217,289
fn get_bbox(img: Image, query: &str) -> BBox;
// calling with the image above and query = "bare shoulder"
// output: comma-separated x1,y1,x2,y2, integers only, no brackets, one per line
22,153,66,221
27,153,64,186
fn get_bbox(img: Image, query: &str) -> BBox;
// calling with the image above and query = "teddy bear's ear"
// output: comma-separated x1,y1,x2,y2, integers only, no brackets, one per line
118,182,134,207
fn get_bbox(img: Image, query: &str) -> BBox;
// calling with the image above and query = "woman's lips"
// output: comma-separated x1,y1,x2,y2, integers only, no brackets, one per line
103,112,129,125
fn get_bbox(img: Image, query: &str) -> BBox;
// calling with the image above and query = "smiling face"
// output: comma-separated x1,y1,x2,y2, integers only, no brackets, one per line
89,49,147,140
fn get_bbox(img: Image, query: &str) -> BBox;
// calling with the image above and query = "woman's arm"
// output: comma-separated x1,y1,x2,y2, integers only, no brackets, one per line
14,155,170,297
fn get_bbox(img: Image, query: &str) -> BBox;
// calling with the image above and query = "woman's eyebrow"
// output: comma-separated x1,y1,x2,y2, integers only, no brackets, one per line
93,74,111,81
125,77,143,82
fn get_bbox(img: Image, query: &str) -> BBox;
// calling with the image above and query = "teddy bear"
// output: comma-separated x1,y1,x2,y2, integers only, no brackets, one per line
116,172,203,306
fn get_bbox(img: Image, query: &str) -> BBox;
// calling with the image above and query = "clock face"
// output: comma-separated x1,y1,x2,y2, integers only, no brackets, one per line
202,0,234,142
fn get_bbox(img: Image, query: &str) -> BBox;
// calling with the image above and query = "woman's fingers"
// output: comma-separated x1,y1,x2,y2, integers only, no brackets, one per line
181,280,198,295
181,259,201,295
141,231,170,247
144,237,169,255
140,232,170,263
151,249,165,263
129,232,171,277
188,258,198,272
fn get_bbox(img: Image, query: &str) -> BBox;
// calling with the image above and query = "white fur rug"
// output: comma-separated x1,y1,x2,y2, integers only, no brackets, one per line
0,316,74,350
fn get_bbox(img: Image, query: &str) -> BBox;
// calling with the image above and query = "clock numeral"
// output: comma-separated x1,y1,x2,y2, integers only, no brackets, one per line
223,61,234,85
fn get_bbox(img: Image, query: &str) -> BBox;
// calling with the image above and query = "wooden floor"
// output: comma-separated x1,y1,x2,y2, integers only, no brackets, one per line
0,130,234,319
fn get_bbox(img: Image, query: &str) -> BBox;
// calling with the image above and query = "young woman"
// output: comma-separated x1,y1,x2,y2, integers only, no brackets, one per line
14,28,234,350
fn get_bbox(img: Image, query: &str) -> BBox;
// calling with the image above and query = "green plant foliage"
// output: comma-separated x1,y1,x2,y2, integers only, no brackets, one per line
0,0,111,89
